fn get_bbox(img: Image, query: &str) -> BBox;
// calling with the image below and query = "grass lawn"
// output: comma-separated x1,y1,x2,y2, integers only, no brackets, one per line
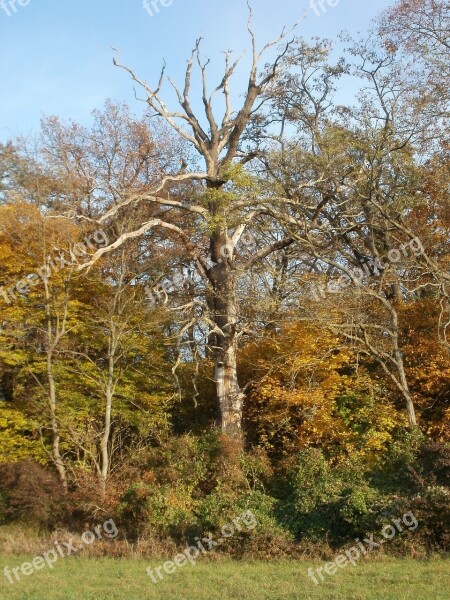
0,556,448,599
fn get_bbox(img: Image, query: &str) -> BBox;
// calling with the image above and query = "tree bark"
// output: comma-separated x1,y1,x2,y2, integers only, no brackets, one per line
208,210,244,434
210,254,243,434
47,354,68,491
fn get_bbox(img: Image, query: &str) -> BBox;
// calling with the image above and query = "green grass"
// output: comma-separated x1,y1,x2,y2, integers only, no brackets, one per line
0,556,448,599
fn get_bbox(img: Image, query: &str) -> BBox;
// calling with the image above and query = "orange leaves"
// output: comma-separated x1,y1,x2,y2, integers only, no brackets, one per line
241,321,400,460
399,300,450,440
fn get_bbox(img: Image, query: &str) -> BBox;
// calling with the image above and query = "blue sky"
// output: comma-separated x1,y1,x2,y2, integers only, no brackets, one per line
0,0,395,142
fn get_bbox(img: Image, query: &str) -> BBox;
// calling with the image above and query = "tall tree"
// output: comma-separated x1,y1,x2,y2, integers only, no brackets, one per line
82,12,299,435
258,33,434,427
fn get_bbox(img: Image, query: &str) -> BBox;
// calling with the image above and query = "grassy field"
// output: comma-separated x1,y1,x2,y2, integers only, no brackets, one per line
0,556,448,600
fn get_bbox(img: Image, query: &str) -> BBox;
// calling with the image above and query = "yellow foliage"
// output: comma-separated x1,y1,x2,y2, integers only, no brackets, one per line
240,322,399,461
0,401,45,463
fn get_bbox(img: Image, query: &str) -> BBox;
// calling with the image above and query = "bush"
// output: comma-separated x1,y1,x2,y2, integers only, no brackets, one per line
116,432,293,553
0,461,64,528
275,449,380,543
0,433,447,556
273,437,450,552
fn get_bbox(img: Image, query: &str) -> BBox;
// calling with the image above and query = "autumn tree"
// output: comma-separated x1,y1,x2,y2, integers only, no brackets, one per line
254,29,449,428
379,0,450,103
0,203,87,489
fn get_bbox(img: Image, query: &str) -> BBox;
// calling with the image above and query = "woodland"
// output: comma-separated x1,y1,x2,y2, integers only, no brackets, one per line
0,0,449,556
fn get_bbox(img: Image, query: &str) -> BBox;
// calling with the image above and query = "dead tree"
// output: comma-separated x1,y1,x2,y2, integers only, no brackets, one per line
82,8,297,436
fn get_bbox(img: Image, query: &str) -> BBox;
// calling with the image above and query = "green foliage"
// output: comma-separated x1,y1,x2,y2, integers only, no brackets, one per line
117,433,292,547
271,437,449,551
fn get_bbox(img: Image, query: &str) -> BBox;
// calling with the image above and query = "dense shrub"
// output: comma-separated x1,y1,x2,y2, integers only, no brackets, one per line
116,432,292,551
272,436,449,552
0,461,64,528
274,449,381,544
0,433,448,556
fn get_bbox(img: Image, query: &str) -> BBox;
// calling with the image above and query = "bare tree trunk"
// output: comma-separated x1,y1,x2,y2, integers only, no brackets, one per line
386,271,418,428
366,297,418,429
398,371,417,428
392,330,418,428
208,198,244,435
47,355,68,491
99,336,115,491
211,267,244,434
44,278,68,491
